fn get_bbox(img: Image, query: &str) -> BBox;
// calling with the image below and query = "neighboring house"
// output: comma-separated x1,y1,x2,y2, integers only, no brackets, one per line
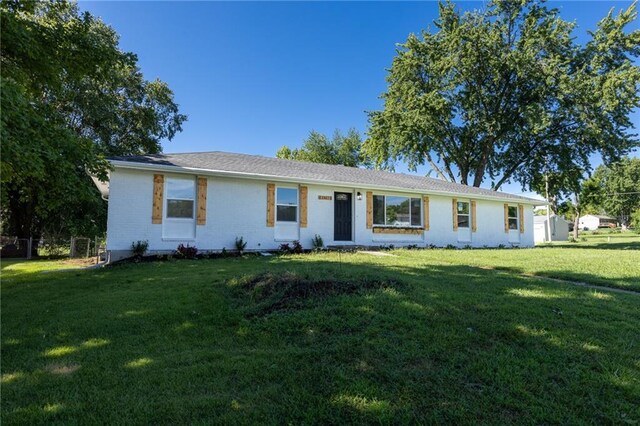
533,215,570,243
93,151,542,261
578,214,617,230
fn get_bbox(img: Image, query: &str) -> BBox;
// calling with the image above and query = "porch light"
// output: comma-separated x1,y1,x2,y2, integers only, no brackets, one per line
357,192,362,200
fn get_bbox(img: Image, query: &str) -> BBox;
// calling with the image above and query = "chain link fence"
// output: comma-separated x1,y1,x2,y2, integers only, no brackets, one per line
0,237,30,258
1,236,106,260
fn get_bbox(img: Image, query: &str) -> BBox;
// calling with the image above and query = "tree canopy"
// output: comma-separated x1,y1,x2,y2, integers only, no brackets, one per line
364,0,640,190
1,1,186,238
586,157,640,227
276,129,369,167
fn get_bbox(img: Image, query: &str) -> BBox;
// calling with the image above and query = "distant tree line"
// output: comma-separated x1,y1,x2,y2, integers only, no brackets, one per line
553,158,640,235
276,128,369,168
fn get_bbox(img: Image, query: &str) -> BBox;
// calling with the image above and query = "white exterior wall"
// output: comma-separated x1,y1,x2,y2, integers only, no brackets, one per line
578,215,600,230
534,216,570,243
106,168,535,259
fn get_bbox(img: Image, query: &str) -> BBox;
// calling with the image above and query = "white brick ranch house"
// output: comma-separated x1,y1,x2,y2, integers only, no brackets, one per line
94,151,541,261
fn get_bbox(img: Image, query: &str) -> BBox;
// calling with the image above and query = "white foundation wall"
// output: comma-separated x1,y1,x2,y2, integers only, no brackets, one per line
106,168,535,259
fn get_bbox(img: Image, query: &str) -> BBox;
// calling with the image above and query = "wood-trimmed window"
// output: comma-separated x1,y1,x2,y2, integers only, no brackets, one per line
163,177,196,240
507,205,519,230
166,178,196,219
372,195,422,227
276,187,298,222
457,201,470,229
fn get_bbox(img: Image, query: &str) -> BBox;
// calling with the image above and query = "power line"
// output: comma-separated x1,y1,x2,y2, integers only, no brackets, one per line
582,191,640,198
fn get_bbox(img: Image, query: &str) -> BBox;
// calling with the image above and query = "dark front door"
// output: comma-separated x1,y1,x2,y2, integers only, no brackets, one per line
334,192,352,241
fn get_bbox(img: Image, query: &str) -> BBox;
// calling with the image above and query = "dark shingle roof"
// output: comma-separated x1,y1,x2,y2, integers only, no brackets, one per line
110,151,543,203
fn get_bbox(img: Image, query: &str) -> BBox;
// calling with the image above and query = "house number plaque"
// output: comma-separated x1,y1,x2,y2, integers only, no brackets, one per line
318,195,332,200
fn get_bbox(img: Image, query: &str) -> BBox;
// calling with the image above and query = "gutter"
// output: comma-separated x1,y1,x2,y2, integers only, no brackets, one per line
109,160,547,206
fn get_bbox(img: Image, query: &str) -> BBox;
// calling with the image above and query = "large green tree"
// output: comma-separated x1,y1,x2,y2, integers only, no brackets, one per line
587,157,640,228
276,128,368,167
1,1,186,240
365,0,640,191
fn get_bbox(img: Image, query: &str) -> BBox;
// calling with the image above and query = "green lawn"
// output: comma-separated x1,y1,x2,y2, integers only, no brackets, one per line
1,258,97,275
404,235,640,292
557,231,640,247
2,248,639,424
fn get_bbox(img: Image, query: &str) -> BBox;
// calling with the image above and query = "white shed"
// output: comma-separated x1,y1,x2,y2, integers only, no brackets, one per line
534,215,570,243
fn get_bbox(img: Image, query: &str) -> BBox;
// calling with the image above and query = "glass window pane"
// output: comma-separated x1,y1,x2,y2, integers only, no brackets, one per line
508,218,518,230
457,201,469,215
508,206,518,218
277,188,298,206
373,195,385,225
167,179,195,199
277,205,297,222
167,200,194,218
386,196,410,226
411,198,422,226
458,214,470,228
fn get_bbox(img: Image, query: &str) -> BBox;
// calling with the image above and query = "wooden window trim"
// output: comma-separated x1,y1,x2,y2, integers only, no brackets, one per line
366,191,373,229
152,174,164,224
503,204,509,233
196,177,207,225
519,204,525,234
299,185,308,228
471,200,477,232
266,183,275,227
423,196,430,231
452,198,458,231
372,227,424,235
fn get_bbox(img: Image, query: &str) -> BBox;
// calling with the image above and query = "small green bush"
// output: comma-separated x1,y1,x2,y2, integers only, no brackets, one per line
311,234,324,250
131,240,149,257
235,237,247,253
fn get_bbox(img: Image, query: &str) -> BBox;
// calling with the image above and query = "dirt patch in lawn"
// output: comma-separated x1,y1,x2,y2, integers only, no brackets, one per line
230,272,401,316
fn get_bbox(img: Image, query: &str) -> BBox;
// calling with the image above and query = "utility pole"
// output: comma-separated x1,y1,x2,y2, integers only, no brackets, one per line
544,161,552,242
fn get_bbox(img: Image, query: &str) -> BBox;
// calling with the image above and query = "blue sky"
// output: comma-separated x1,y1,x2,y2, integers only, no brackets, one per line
79,1,638,196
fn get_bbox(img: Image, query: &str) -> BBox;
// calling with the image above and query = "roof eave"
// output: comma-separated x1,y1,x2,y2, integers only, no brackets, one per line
109,160,546,205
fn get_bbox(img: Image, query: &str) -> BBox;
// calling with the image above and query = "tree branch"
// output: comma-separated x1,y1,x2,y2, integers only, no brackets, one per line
425,154,449,181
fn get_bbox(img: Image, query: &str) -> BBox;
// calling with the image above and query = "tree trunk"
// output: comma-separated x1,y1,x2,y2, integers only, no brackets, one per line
572,193,581,240
7,187,39,257
549,195,559,215
473,138,494,187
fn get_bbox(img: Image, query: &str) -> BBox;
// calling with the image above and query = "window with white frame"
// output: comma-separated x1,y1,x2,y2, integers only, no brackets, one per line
276,187,298,222
457,201,470,228
373,195,422,227
166,178,195,219
508,206,518,230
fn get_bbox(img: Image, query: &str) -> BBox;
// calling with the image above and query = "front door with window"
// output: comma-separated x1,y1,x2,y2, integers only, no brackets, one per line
334,192,352,241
